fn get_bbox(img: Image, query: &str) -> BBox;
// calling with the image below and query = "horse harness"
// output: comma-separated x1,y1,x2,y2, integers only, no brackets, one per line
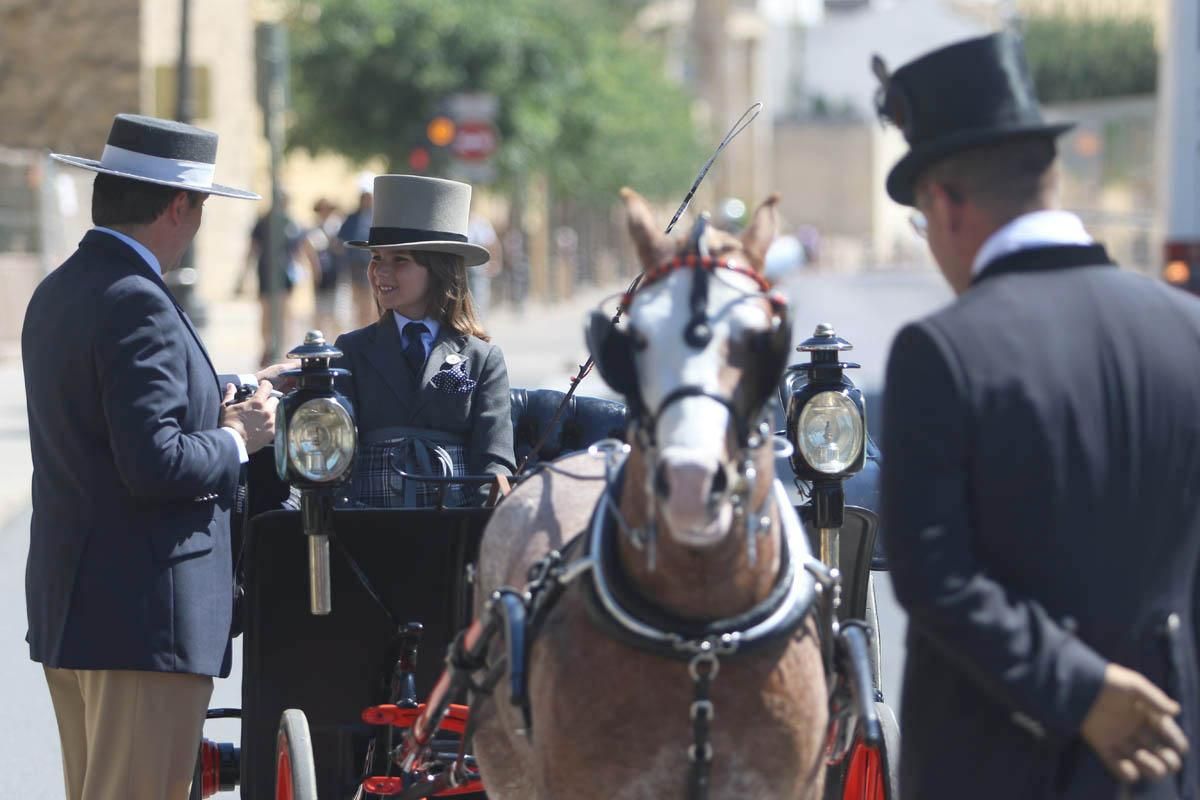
584,232,795,567
461,246,836,799
460,447,831,800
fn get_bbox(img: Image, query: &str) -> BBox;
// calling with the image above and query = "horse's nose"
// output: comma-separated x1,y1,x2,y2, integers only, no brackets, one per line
656,447,720,520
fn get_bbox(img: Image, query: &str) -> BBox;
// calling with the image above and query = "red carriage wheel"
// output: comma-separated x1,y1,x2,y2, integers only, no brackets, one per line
275,709,318,800
841,741,886,800
841,702,900,800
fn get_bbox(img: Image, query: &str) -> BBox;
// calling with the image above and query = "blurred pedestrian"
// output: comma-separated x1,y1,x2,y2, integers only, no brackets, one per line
309,197,345,337
875,32,1197,799
337,172,376,327
501,223,529,311
245,196,321,365
467,212,503,319
24,114,278,800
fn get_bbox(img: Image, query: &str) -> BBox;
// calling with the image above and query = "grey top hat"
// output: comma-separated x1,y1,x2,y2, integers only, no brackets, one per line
346,174,490,267
50,114,259,200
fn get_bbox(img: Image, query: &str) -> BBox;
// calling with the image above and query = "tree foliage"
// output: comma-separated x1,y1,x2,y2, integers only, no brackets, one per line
286,0,704,206
1023,13,1157,104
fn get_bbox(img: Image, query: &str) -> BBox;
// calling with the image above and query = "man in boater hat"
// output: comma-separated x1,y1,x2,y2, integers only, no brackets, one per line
875,32,1198,799
22,114,279,800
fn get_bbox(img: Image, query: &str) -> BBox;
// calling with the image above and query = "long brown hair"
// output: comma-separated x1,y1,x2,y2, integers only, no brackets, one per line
412,249,490,341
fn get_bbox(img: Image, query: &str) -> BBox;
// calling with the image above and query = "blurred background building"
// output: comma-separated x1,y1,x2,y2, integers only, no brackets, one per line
0,0,1177,353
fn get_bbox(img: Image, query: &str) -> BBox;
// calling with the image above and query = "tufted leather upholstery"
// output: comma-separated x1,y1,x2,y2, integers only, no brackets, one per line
509,388,628,468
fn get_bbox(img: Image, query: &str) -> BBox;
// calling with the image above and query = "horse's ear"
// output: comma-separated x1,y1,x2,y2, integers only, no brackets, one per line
621,187,671,273
740,194,780,272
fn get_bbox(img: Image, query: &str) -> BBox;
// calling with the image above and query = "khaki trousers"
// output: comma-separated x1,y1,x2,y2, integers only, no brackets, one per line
44,666,213,800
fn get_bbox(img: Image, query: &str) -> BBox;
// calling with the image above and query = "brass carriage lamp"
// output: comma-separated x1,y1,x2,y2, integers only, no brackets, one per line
785,323,867,572
275,330,357,615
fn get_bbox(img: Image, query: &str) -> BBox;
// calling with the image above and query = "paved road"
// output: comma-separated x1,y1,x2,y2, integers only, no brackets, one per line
776,266,952,712
0,267,952,797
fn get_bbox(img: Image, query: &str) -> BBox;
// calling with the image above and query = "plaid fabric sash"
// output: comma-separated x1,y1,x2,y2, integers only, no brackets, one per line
351,427,468,508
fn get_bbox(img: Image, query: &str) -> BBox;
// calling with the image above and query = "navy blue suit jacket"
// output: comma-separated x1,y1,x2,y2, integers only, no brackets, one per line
23,230,241,677
882,245,1200,799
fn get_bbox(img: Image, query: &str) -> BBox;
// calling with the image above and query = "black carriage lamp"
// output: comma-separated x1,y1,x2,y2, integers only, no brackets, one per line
785,323,867,573
275,330,357,616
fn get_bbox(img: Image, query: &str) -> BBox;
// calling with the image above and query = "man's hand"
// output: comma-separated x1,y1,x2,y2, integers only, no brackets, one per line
1081,663,1189,784
220,381,279,454
256,360,300,392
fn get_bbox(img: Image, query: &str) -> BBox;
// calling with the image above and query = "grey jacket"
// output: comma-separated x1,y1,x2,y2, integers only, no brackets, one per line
332,312,515,503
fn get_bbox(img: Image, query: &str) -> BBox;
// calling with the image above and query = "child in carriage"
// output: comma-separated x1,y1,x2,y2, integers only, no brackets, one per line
332,174,515,508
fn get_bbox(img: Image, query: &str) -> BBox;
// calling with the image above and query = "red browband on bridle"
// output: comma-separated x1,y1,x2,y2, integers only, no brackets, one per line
621,254,780,310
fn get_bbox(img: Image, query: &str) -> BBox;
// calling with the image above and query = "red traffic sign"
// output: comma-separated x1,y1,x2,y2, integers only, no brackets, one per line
451,121,499,162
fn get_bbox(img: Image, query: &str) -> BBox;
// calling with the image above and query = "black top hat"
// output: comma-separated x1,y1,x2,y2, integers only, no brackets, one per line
874,31,1073,206
50,114,259,200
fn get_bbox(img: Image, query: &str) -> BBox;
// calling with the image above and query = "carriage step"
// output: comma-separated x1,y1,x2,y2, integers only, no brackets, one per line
361,702,471,732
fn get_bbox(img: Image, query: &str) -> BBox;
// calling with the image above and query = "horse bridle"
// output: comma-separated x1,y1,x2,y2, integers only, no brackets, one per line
586,251,792,431
584,235,794,565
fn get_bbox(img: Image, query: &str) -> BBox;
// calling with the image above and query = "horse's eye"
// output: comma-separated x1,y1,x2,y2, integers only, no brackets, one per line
630,327,649,351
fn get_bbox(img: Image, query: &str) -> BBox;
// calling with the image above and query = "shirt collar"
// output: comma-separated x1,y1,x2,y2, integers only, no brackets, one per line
972,210,1093,277
93,227,163,276
391,310,440,343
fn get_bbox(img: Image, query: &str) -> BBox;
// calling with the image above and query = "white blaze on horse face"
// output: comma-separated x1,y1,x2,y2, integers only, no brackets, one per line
629,265,771,546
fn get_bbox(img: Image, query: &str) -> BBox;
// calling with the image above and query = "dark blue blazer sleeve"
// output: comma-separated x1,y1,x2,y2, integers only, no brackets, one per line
96,282,240,499
881,322,1107,737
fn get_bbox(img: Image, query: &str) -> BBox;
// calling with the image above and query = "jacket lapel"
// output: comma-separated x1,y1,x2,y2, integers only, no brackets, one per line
413,329,469,416
83,230,219,387
363,312,420,411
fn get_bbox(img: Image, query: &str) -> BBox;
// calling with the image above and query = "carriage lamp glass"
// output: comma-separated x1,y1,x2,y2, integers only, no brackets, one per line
286,398,356,482
796,391,864,475
274,403,288,480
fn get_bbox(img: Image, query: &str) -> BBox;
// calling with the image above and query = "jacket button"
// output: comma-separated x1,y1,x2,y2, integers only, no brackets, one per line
1060,616,1078,634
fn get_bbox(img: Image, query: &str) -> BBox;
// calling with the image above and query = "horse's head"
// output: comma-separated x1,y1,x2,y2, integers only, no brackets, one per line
588,188,792,548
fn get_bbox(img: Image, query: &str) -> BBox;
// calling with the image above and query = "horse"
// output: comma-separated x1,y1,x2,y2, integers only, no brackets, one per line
470,188,829,799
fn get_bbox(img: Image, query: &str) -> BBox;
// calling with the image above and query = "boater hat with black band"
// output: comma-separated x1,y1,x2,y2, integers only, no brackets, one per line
346,174,490,267
873,30,1074,206
50,113,259,200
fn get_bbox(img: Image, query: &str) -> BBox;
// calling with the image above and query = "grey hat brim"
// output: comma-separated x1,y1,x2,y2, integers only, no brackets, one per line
49,153,260,200
345,239,491,267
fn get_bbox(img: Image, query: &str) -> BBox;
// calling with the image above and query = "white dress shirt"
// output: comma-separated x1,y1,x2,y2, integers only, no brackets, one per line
92,227,248,464
391,311,440,360
972,210,1094,278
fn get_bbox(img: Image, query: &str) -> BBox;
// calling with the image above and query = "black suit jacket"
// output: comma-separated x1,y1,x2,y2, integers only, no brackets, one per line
333,313,515,502
882,245,1200,799
22,230,241,677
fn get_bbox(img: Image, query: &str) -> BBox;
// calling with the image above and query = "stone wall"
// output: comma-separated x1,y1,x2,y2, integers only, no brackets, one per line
0,0,141,155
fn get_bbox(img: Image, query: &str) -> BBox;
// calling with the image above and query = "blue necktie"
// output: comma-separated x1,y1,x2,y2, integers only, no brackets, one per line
402,322,429,376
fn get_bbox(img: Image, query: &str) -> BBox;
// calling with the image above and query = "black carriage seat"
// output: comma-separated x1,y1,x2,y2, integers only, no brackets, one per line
508,388,628,469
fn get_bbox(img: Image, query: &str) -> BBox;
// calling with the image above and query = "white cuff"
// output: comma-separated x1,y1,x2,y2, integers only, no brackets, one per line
238,373,258,388
222,427,250,464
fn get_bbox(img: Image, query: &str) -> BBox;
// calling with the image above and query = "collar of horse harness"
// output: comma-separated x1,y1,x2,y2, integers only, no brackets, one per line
579,460,819,660
614,253,790,539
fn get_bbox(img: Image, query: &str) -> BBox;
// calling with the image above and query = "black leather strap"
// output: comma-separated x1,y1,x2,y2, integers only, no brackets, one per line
367,226,469,246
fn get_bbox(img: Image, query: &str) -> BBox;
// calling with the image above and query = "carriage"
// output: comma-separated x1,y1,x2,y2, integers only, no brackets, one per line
190,179,899,800
190,322,899,800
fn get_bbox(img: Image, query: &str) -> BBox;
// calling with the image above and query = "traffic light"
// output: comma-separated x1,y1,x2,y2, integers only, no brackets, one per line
426,116,456,148
408,147,431,172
